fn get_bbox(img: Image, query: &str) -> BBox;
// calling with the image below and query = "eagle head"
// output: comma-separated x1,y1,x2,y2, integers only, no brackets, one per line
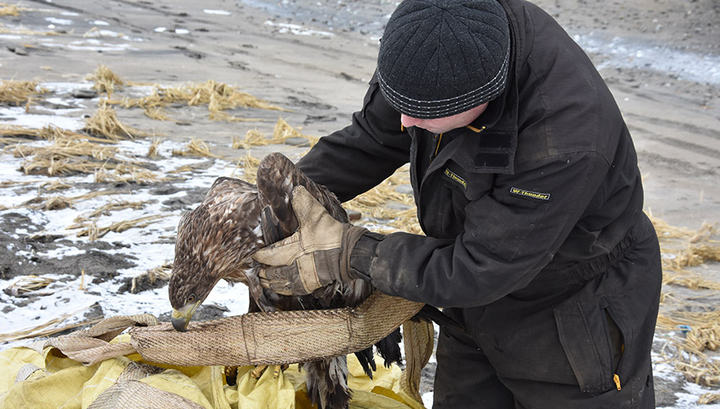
169,178,263,331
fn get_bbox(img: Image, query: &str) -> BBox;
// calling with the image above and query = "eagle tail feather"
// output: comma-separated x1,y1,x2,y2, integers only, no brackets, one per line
375,327,403,368
354,347,376,380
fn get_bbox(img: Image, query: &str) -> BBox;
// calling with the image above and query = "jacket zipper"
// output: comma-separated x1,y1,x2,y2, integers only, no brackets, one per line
602,299,625,391
430,133,443,164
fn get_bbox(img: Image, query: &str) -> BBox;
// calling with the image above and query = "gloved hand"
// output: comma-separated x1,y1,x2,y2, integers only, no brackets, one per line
252,185,367,296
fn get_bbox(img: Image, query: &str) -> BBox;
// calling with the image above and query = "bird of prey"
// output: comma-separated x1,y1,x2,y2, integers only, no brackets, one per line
169,152,402,409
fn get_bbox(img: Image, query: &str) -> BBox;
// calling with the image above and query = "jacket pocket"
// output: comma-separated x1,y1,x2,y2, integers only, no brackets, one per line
472,192,550,261
554,295,627,395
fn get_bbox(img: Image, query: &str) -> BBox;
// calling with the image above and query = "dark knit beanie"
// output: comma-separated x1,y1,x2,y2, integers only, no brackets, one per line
377,0,511,119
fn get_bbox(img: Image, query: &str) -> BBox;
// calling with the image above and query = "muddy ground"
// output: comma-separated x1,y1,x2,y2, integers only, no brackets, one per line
1,0,719,407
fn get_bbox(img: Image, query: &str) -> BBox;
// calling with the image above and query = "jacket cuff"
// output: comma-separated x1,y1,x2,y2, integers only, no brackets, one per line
349,232,384,280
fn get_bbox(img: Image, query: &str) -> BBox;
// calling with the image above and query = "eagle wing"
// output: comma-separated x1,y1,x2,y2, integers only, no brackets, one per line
255,153,402,409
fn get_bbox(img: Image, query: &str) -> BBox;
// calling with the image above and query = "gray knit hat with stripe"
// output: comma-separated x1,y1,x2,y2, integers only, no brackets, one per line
377,0,510,119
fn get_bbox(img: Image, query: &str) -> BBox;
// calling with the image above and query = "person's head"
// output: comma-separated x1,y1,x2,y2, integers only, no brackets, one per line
377,0,510,130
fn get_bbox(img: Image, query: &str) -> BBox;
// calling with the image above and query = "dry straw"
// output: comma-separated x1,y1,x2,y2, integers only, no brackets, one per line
14,138,118,161
131,263,172,293
232,119,318,149
6,275,54,296
85,200,146,218
662,271,720,291
73,215,167,241
699,393,720,404
112,79,284,122
94,167,163,184
236,152,262,184
273,117,318,145
0,3,21,16
40,179,73,192
0,124,96,142
21,157,94,176
0,24,55,36
656,313,720,388
171,138,218,158
345,166,421,234
0,80,47,105
15,137,122,176
143,106,172,121
653,214,720,392
147,139,162,158
0,305,99,344
86,64,125,96
83,101,148,140
22,190,117,211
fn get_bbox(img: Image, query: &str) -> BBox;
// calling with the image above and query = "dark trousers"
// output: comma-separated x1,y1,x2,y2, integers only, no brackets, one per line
433,215,662,408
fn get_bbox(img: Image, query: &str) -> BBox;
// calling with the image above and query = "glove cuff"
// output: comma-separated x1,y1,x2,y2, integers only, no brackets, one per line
348,231,383,281
339,225,369,283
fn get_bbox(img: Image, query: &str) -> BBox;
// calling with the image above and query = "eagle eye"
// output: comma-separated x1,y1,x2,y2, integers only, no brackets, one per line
186,294,196,303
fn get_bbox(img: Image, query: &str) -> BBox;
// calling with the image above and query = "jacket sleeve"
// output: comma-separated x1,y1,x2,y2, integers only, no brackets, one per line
365,151,611,308
297,74,411,202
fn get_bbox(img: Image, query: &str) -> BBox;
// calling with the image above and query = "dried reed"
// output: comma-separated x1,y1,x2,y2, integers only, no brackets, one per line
208,109,261,122
0,3,21,16
0,305,98,343
74,214,167,240
7,275,54,296
171,138,218,158
663,271,720,290
131,262,172,293
94,168,162,184
0,80,47,105
699,393,720,404
232,119,318,150
15,135,141,176
656,306,720,388
232,129,264,149
83,101,147,140
112,80,284,122
147,139,162,158
143,106,172,121
0,179,45,188
0,25,55,36
22,190,117,210
20,157,101,176
0,124,96,143
86,200,145,218
344,166,421,233
14,138,118,161
169,164,200,174
237,152,261,184
86,64,125,95
40,179,72,192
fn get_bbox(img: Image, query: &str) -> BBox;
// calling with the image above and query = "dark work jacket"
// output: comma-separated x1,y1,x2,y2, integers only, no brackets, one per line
297,0,646,308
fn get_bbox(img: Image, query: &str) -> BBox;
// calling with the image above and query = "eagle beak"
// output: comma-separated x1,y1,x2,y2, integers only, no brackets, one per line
171,302,199,332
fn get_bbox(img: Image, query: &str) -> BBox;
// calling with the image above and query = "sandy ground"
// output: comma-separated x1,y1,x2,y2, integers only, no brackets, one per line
1,0,720,407
3,0,718,225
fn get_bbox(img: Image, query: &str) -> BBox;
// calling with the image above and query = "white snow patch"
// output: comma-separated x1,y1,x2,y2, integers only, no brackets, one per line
45,17,73,25
203,9,232,16
264,21,334,37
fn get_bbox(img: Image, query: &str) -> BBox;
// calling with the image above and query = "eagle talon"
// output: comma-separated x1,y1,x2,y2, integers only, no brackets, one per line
251,364,288,379
224,366,239,386
251,364,268,379
274,364,289,379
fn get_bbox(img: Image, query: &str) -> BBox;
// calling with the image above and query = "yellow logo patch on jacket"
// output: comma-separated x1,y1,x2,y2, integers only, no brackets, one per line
443,168,467,190
509,187,551,201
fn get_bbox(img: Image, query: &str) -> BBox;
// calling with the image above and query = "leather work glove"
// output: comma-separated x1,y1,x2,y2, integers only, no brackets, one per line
252,185,367,296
